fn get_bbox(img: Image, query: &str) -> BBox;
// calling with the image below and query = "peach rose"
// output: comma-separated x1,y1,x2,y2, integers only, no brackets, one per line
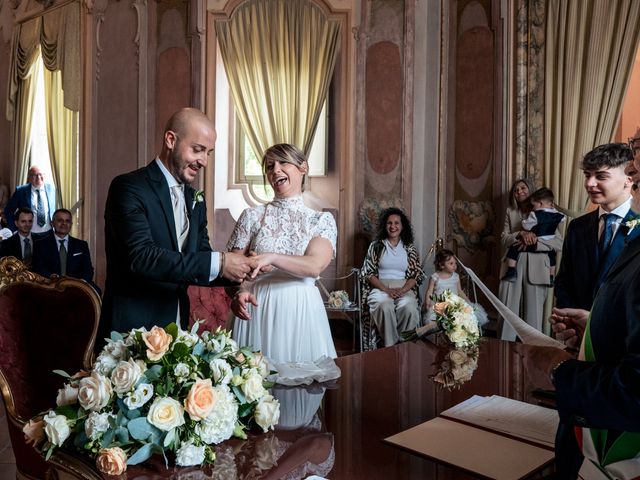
433,302,447,315
142,326,173,361
184,378,216,421
23,418,45,446
96,447,127,475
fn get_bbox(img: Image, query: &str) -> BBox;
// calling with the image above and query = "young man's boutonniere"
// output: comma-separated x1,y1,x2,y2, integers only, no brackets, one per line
192,189,205,209
625,215,640,234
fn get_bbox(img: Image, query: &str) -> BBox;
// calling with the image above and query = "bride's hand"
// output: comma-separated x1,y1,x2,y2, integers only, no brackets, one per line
248,250,274,274
231,291,258,320
249,253,276,279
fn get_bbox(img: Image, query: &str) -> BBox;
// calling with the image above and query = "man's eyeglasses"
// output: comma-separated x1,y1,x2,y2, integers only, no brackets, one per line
29,173,44,178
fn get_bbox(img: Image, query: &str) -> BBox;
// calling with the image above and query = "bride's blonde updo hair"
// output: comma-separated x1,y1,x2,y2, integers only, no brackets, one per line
261,143,308,192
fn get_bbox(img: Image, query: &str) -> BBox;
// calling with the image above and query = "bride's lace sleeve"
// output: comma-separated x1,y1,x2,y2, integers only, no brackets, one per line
226,208,255,252
314,212,337,255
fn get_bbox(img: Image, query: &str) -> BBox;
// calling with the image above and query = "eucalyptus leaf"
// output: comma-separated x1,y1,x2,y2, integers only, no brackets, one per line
101,429,115,448
110,331,124,342
163,427,175,448
192,342,205,357
145,365,163,382
127,443,154,465
232,385,246,404
128,417,156,441
52,369,71,378
115,426,130,444
73,431,88,449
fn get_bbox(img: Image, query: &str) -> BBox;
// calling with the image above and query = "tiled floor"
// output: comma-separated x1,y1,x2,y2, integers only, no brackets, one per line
0,402,16,479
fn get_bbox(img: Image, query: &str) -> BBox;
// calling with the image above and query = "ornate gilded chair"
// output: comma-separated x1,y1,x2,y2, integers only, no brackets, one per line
0,257,100,480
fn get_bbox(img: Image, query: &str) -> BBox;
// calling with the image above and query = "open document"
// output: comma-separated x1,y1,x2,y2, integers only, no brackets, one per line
385,395,557,479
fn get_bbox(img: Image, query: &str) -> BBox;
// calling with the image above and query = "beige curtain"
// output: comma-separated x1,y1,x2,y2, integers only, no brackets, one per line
11,60,40,190
545,0,640,213
44,67,79,218
215,0,341,158
7,19,41,188
6,1,81,210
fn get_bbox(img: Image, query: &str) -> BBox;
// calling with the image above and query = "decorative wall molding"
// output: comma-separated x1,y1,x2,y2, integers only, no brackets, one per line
514,0,545,186
85,0,108,81
133,0,148,168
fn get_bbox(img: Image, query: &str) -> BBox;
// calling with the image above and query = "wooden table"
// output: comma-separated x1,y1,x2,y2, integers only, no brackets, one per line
49,338,550,479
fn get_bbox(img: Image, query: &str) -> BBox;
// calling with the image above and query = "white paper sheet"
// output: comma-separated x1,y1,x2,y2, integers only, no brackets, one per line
458,259,564,348
441,395,559,448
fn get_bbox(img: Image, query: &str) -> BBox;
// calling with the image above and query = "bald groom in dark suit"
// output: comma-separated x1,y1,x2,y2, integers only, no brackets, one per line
100,108,256,338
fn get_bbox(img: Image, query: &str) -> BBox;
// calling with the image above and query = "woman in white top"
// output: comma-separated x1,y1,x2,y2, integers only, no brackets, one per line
227,144,337,363
361,208,424,347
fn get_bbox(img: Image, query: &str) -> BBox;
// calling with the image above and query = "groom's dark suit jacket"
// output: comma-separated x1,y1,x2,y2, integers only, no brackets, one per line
101,161,224,337
554,210,600,310
553,229,640,477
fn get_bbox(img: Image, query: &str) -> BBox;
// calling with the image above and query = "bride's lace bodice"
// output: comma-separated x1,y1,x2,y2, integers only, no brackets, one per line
227,196,337,256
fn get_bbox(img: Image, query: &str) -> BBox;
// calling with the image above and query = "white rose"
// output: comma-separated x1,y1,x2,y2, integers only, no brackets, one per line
209,359,233,385
78,373,113,411
85,412,114,440
43,411,70,446
56,384,78,406
111,359,143,396
448,350,468,366
93,353,118,376
125,327,146,346
104,339,128,360
124,383,154,410
175,441,206,466
249,353,270,378
241,370,266,402
254,395,280,433
147,397,185,431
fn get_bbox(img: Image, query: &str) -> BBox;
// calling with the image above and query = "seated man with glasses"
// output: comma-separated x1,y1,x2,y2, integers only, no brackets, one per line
3,166,56,234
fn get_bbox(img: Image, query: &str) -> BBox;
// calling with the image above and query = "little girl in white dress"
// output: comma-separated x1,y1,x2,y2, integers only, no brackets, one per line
423,249,488,326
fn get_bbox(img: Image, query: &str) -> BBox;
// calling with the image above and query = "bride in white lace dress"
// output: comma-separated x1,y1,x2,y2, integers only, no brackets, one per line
227,144,337,362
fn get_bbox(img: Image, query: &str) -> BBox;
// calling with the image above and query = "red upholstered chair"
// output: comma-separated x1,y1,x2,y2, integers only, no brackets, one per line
187,285,232,333
0,256,100,479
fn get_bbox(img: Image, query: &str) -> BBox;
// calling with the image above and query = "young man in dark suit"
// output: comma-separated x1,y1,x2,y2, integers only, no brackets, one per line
518,217,640,477
31,208,99,293
554,143,634,310
3,166,56,233
0,207,36,264
101,107,258,337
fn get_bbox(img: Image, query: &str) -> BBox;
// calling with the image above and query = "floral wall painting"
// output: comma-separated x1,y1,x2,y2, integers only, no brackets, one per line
448,200,495,252
358,197,404,241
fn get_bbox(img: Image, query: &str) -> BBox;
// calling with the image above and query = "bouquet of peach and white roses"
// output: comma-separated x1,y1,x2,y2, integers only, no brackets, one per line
327,290,350,308
403,290,481,349
23,323,280,475
431,346,479,390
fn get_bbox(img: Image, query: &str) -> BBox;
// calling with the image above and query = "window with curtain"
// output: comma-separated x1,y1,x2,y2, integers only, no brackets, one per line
214,0,340,205
7,2,81,233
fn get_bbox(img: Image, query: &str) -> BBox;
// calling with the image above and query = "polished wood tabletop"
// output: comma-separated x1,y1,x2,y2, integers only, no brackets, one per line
50,337,548,479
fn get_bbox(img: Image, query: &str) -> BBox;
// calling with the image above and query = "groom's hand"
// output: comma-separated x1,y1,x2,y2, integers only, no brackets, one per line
221,252,253,282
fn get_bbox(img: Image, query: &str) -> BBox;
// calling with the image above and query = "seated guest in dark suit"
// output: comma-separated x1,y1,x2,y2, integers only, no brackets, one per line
554,143,635,310
4,166,56,234
32,208,100,293
0,207,36,265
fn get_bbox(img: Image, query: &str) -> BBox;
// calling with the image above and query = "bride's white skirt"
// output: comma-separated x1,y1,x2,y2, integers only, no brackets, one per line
232,272,337,363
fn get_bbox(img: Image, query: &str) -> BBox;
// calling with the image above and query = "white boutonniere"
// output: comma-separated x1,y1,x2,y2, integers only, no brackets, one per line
192,190,205,209
625,217,640,233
